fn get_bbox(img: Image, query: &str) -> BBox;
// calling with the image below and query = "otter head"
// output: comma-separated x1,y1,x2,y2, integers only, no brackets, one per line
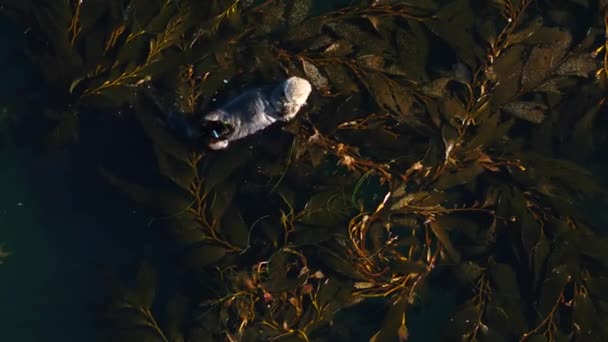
279,76,312,120
199,111,235,150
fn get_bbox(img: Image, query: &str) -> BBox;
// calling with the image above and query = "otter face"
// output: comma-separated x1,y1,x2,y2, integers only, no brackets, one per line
199,115,235,150
283,76,312,106
281,77,312,120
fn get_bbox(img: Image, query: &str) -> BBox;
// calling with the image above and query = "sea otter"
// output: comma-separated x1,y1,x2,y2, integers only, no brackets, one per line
200,76,312,149
149,76,312,150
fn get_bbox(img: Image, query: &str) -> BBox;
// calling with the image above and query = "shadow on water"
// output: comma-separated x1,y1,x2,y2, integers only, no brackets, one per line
0,17,162,341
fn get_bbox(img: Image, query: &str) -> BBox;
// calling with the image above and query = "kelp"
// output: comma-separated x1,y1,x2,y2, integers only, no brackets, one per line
4,0,608,341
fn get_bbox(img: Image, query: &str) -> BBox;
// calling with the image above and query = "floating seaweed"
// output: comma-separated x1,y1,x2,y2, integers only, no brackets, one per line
3,0,608,341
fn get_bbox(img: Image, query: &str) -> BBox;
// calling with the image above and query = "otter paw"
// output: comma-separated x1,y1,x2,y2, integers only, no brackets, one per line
208,140,230,150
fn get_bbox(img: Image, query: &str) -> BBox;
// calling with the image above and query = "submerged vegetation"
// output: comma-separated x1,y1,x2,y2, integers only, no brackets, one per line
2,0,608,340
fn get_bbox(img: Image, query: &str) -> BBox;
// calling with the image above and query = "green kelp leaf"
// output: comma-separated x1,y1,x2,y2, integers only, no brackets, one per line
519,154,603,195
389,260,427,275
483,303,514,337
579,236,608,265
520,209,542,260
395,21,429,81
185,244,229,268
532,233,551,290
434,161,484,190
42,110,80,146
573,286,596,333
77,1,110,39
566,103,601,160
143,2,184,38
536,76,579,94
154,146,193,191
467,112,514,149
521,30,572,90
165,295,187,340
537,264,570,317
134,101,191,162
129,0,164,28
556,54,601,78
325,22,387,55
442,305,479,339
453,261,484,284
362,73,416,119
258,220,282,248
389,213,420,230
107,307,154,330
489,263,520,299
355,55,386,73
475,18,497,46
209,181,236,222
422,101,443,128
324,63,358,95
486,44,525,105
81,29,111,72
501,101,547,124
420,78,452,99
504,16,544,47
261,251,304,292
195,64,238,112
135,262,156,309
262,275,303,294
308,34,333,51
287,0,312,27
544,236,580,275
423,0,483,70
319,248,368,281
102,169,192,213
435,214,485,244
520,26,573,46
300,190,349,226
284,15,325,42
114,30,148,66
220,207,249,248
370,296,408,342
203,144,253,192
487,264,528,335
439,124,459,155
323,39,355,57
522,335,549,342
442,93,469,119
389,191,444,210
291,223,340,246
315,277,340,307
301,58,329,92
429,220,461,262
586,277,608,300
250,1,286,36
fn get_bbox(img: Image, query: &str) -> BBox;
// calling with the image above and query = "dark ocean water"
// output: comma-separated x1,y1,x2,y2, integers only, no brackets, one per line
0,17,155,341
